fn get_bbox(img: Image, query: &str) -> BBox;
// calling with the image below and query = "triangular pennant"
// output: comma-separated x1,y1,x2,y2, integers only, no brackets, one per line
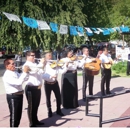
59,25,68,34
50,22,58,32
37,20,50,30
69,26,78,36
22,17,38,28
3,12,22,23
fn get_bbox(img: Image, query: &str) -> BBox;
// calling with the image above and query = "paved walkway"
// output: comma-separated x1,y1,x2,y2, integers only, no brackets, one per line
0,71,130,127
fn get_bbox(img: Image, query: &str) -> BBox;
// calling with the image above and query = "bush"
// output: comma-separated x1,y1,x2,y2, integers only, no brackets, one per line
112,61,127,76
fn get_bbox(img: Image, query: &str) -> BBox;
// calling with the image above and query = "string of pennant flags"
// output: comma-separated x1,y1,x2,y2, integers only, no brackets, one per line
1,12,130,36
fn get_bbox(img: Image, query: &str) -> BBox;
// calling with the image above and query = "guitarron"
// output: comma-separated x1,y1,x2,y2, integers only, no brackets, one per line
84,58,101,76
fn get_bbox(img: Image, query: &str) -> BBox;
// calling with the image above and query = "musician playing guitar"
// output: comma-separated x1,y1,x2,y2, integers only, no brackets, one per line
99,47,113,96
79,47,96,101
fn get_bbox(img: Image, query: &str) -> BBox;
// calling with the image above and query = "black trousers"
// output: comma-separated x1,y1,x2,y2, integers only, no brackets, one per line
6,94,23,127
25,85,41,126
82,70,94,99
44,81,61,112
127,61,130,75
101,68,111,95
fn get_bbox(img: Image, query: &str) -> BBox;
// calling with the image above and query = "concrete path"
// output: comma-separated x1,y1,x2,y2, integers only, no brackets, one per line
0,71,130,127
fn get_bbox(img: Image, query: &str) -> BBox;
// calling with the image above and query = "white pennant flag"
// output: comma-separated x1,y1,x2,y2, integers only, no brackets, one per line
94,30,100,34
97,28,103,32
59,25,68,34
85,27,93,33
3,12,22,23
78,32,84,36
37,20,50,30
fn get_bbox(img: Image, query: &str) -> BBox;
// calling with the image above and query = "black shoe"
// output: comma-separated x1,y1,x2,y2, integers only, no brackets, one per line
36,121,44,125
30,125,37,127
106,91,112,95
56,111,64,116
48,111,53,118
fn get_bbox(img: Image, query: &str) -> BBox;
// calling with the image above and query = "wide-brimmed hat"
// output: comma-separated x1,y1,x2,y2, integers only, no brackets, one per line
43,50,52,55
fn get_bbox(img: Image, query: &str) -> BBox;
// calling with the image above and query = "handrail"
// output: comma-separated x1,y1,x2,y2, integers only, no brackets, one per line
85,89,130,127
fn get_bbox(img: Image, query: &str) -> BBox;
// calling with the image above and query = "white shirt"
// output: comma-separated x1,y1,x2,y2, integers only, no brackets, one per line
78,54,93,69
23,61,44,86
99,53,112,68
2,70,28,94
42,62,68,82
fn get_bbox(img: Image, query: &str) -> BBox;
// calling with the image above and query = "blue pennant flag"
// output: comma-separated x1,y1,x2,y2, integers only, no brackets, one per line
69,26,78,36
77,26,83,33
102,29,110,35
120,26,129,32
22,17,38,28
50,22,58,33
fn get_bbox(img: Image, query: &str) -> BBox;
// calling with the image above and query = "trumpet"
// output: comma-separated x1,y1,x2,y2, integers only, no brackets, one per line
15,65,44,73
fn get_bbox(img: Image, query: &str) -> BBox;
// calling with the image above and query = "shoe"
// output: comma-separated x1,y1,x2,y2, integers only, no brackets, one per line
30,125,37,127
36,121,44,125
48,108,53,118
106,91,112,95
48,111,53,118
56,111,64,116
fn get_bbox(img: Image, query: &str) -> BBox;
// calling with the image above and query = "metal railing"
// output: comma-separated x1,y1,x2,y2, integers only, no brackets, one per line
85,89,130,127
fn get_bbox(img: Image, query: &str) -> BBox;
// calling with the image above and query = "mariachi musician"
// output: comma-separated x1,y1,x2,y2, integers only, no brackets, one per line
42,50,69,117
61,48,82,109
99,47,113,96
79,47,96,101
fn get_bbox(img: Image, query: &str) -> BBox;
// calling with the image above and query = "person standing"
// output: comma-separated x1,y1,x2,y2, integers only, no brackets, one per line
2,58,30,127
42,51,68,117
99,47,113,95
61,48,80,109
79,47,96,101
23,50,45,127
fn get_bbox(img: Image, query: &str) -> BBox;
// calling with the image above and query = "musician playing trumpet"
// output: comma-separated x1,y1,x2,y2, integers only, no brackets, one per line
99,47,113,96
79,47,96,101
22,50,45,127
42,51,69,118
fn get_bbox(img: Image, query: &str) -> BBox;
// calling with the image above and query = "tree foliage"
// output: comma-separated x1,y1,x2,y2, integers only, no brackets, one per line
1,0,130,52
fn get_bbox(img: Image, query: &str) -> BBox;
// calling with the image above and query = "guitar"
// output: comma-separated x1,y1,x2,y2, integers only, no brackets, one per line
103,55,120,69
103,61,113,69
84,58,101,76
